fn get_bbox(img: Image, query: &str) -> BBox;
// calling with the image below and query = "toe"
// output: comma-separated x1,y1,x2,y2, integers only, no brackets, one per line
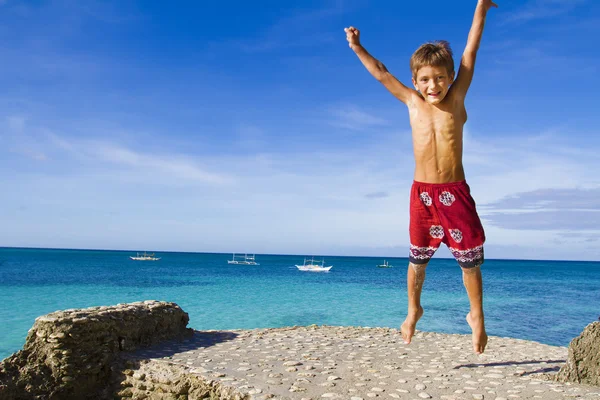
400,325,411,344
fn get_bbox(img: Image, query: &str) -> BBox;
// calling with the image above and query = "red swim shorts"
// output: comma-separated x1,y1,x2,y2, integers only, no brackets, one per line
409,180,485,268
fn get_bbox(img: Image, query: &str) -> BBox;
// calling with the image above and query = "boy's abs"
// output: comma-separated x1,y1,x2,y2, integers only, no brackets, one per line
413,146,465,183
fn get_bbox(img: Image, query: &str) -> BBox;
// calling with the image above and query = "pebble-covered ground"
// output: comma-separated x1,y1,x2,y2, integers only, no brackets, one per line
128,326,600,400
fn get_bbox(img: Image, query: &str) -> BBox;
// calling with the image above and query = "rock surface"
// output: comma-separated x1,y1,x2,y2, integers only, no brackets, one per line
121,325,600,400
556,321,600,387
0,300,192,399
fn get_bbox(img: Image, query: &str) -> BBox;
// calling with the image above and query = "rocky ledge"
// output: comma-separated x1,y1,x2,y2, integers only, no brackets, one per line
0,300,191,399
1,302,598,400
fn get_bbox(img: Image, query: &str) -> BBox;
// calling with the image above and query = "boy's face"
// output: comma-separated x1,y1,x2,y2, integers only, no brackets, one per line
412,65,454,105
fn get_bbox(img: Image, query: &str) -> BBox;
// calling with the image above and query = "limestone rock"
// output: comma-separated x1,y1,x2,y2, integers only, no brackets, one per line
556,321,600,386
0,300,192,399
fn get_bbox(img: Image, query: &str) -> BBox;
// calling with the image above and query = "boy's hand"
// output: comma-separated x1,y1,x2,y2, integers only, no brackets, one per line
344,26,361,49
478,0,498,11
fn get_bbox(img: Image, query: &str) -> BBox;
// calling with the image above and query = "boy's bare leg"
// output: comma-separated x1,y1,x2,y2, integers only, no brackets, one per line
462,265,488,354
401,262,427,344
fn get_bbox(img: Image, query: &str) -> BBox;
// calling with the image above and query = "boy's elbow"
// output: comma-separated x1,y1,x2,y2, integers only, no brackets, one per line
374,69,392,82
373,72,385,81
463,44,480,59
373,62,389,81
461,51,478,68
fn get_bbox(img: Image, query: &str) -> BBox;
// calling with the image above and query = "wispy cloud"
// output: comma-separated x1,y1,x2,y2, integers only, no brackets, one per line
3,111,600,259
211,1,349,54
480,188,600,232
3,119,233,185
484,209,600,231
365,191,389,199
328,105,389,131
460,125,600,251
88,143,232,185
483,188,600,211
501,0,588,24
0,112,412,254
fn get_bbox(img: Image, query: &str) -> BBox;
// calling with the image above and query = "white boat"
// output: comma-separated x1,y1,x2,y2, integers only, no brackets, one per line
130,252,161,261
295,257,332,272
377,260,393,268
227,253,259,265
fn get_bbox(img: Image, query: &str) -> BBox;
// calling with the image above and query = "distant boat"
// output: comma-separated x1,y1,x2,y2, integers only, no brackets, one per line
377,260,393,268
295,257,332,272
130,252,160,261
227,253,259,265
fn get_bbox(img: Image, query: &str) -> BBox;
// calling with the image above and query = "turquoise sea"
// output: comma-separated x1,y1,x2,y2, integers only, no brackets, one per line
1,247,599,361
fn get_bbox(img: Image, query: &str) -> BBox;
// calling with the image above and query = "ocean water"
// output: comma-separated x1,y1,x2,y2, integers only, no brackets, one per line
1,247,599,361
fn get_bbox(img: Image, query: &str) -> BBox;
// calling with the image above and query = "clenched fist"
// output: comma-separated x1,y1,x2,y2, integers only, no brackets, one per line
344,26,361,48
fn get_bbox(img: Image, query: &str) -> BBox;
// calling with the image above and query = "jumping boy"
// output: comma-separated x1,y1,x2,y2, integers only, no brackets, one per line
345,0,497,354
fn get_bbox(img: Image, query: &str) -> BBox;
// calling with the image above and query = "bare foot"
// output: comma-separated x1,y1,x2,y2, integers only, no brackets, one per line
401,306,423,344
466,312,488,354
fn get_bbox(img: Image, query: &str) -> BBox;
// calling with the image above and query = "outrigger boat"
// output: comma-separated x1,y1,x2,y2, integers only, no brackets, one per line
227,253,259,265
130,252,160,261
295,257,332,272
377,260,393,268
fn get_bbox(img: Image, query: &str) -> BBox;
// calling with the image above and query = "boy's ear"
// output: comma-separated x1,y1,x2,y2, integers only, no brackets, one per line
450,71,455,83
411,77,418,91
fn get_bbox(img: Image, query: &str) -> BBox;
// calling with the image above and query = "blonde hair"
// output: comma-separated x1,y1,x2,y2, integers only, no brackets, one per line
410,41,454,79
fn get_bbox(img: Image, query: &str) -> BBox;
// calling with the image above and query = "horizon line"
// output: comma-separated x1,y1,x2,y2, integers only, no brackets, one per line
1,246,598,264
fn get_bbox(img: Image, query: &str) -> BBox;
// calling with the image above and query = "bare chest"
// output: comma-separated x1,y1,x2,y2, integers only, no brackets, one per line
409,105,464,140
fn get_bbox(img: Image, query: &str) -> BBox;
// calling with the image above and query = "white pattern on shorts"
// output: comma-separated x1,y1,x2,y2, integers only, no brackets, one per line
430,225,444,239
420,192,432,206
439,191,456,206
409,244,438,261
449,229,463,243
449,245,484,265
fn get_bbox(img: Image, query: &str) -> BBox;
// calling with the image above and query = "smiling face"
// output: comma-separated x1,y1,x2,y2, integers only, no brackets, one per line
412,65,455,105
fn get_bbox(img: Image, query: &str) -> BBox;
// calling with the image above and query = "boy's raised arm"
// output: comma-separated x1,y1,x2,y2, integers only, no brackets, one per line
452,0,498,98
345,27,414,105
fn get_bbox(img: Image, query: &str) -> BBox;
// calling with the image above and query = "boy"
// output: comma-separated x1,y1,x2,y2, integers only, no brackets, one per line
345,0,497,354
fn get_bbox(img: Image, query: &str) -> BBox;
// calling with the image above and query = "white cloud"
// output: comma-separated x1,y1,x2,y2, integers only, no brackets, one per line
501,0,588,24
3,110,600,260
3,120,233,185
328,105,390,131
460,125,600,260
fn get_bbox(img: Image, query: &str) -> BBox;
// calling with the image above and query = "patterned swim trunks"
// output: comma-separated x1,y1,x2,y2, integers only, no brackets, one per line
409,180,485,268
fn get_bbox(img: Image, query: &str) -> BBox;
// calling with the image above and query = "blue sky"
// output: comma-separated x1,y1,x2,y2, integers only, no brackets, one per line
1,0,599,261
